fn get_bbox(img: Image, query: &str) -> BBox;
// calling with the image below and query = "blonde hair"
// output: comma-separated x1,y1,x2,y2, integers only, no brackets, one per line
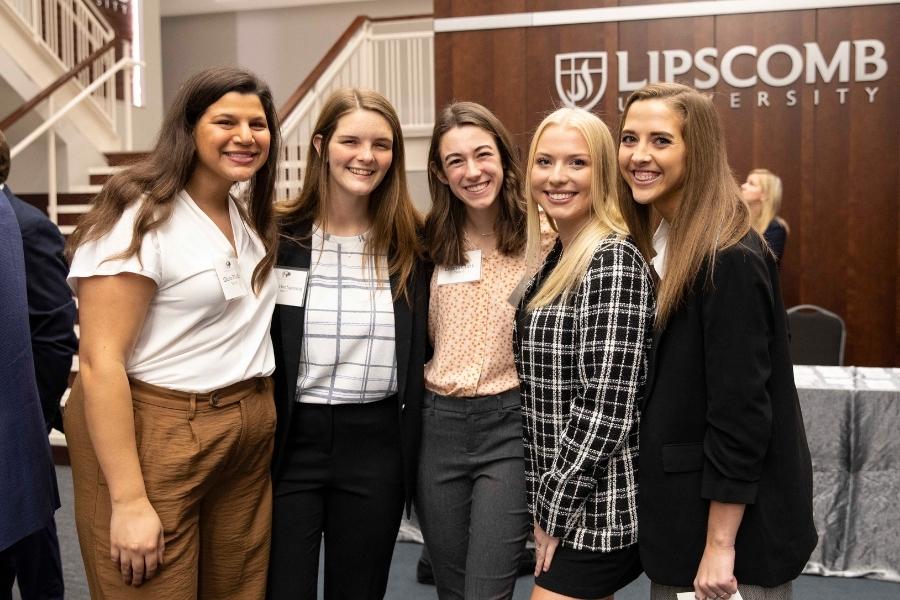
616,83,750,327
525,108,627,310
277,88,422,300
748,168,788,234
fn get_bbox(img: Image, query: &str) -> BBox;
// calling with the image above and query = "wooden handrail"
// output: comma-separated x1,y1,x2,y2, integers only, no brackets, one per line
370,13,433,23
277,15,368,121
0,38,117,131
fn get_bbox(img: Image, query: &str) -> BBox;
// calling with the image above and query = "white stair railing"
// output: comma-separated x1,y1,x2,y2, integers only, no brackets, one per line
278,18,434,201
1,0,118,126
9,43,136,224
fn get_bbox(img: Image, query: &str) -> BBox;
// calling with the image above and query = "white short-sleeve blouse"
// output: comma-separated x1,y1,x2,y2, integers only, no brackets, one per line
68,190,276,393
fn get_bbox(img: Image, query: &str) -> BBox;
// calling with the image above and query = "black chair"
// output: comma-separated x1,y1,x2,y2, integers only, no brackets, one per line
786,304,846,366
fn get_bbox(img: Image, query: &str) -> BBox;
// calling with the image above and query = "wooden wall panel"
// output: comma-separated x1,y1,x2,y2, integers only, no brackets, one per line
434,28,528,147
523,22,619,144
814,6,899,366
434,1,900,366
714,11,817,314
434,0,526,18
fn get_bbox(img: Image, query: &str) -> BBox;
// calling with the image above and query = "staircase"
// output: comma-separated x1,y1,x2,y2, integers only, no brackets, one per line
13,13,436,462
0,0,125,156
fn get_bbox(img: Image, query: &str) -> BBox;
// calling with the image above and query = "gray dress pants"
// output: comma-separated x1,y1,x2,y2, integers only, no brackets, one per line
416,389,530,600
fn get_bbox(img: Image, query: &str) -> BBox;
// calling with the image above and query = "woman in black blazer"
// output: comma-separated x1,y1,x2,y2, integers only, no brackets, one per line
267,88,428,600
616,83,817,600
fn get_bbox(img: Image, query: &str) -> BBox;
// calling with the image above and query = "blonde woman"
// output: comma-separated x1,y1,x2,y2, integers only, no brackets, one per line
514,108,655,600
741,168,789,263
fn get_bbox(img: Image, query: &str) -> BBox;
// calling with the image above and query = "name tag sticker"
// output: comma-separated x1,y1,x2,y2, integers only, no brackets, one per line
213,255,248,300
275,267,308,307
677,592,743,600
436,249,482,285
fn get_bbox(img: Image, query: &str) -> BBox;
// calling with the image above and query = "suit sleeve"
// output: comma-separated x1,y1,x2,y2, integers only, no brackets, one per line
20,215,78,431
701,243,774,504
535,243,653,538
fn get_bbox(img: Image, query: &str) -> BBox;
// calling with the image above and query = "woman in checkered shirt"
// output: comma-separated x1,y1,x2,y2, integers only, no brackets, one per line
514,108,656,600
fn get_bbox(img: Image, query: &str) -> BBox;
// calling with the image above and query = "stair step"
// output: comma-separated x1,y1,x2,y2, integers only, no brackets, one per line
105,151,149,167
70,184,102,195
56,204,92,214
89,165,125,186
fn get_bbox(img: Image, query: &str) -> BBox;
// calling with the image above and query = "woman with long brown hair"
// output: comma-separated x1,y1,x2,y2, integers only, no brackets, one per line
617,82,816,600
267,88,428,599
416,101,553,600
64,66,281,599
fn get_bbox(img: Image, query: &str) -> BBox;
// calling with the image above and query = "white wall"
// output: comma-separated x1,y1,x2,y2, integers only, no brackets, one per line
160,12,239,108
132,0,165,150
161,0,432,108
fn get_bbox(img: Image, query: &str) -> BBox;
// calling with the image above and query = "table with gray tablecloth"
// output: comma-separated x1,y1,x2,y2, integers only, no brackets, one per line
796,366,900,582
399,366,900,582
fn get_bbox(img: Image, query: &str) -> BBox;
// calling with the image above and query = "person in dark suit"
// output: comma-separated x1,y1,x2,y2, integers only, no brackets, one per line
0,131,78,434
616,83,816,600
0,188,62,600
267,88,428,600
0,129,72,600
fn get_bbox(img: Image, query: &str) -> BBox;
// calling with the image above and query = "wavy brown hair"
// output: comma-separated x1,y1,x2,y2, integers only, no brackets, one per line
277,88,422,299
66,66,281,293
424,102,525,267
616,83,750,326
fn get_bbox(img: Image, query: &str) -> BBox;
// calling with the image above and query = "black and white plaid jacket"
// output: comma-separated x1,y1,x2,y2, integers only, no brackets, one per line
514,235,654,552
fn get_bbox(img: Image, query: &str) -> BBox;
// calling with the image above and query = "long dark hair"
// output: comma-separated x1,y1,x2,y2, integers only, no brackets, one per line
616,83,749,326
277,88,422,299
424,102,525,267
67,66,281,292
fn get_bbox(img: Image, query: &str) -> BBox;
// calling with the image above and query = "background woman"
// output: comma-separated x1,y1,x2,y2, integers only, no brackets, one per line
515,107,655,600
417,101,549,599
741,168,789,263
617,82,816,600
64,66,280,599
267,88,428,600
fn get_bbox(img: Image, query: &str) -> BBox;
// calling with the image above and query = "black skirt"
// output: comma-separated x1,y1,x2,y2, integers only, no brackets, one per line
534,543,642,599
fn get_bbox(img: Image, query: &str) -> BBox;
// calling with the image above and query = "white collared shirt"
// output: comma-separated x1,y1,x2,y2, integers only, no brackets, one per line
69,190,276,393
652,219,670,280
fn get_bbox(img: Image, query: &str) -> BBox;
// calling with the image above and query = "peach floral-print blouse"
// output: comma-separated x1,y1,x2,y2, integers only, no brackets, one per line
425,216,556,397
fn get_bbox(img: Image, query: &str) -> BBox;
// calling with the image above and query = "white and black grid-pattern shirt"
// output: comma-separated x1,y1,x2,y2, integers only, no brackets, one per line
295,227,397,404
514,235,655,552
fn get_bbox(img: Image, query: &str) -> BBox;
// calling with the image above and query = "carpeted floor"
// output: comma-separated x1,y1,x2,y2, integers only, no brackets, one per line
13,466,898,599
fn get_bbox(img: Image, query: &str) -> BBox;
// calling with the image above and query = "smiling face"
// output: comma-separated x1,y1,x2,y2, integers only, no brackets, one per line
530,124,593,246
435,125,504,217
618,99,686,222
317,108,393,205
191,91,271,189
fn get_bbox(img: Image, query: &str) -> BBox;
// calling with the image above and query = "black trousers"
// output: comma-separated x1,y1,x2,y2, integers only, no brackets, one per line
0,517,64,600
268,396,404,600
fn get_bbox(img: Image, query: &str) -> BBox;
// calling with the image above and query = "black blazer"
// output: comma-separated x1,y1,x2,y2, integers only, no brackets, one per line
269,221,429,513
638,231,817,587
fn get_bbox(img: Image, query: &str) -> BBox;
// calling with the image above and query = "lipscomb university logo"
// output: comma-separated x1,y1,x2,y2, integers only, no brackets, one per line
555,52,608,111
